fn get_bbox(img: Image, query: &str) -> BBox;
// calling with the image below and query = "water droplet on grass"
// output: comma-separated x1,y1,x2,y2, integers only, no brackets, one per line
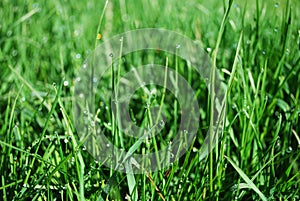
122,14,129,21
74,30,80,36
32,3,39,9
63,80,69,86
286,146,292,153
160,120,165,127
12,50,17,57
76,53,81,59
7,30,12,37
109,53,114,57
274,3,279,8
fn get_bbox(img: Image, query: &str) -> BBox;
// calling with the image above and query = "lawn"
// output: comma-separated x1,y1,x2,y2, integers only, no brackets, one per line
0,0,299,200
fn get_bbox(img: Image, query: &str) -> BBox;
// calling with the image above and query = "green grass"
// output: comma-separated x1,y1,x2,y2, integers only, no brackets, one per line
1,0,300,200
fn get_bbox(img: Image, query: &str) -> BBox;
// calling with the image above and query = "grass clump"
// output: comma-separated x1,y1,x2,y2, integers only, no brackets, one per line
0,0,299,200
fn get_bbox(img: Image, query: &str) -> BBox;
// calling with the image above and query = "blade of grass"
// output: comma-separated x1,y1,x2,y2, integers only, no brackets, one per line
125,159,138,201
225,155,267,201
209,0,233,194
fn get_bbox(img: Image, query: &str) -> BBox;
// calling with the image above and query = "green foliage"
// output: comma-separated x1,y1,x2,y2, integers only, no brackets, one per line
0,0,299,200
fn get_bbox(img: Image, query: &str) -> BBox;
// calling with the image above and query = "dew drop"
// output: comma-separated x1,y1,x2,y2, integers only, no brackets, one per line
276,138,281,148
183,130,188,134
76,53,81,59
109,53,114,57
7,30,12,37
12,50,18,57
160,120,165,127
82,146,87,151
206,47,212,52
286,48,290,55
106,143,110,147
122,14,129,21
274,28,278,33
76,77,81,82
274,2,279,8
83,63,87,69
63,80,69,86
93,77,98,83
286,146,293,153
64,138,69,143
176,44,181,49
74,30,80,37
79,93,84,98
32,3,39,9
